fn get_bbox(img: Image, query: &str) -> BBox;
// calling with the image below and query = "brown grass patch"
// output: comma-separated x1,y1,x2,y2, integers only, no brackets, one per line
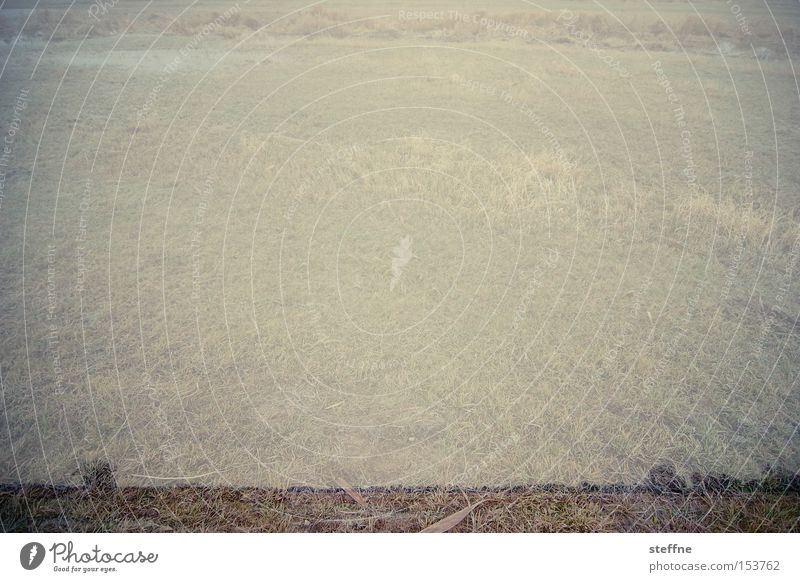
2,464,798,533
2,485,797,533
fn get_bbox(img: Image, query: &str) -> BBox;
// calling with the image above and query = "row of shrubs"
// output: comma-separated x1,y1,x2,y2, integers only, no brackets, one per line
1,6,795,54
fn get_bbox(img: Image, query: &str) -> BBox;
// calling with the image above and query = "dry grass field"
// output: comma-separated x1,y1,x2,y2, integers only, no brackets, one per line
3,479,799,532
0,1,799,530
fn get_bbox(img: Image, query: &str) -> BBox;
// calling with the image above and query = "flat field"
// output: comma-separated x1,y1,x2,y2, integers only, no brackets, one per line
0,0,799,489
